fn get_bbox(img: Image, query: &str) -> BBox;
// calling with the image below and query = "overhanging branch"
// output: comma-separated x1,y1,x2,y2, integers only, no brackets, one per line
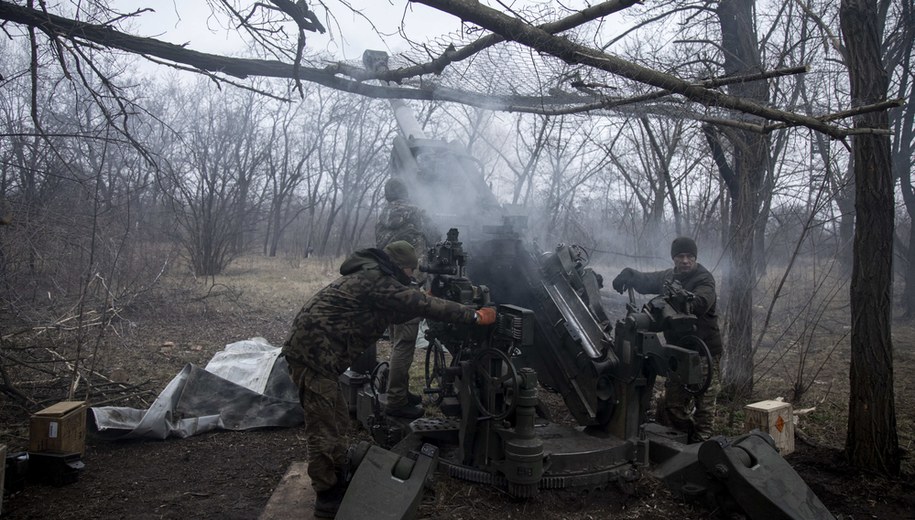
0,0,901,131
370,0,642,83
411,0,864,138
0,0,599,109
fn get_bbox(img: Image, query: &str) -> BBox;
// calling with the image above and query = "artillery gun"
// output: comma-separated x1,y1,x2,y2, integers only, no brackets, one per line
335,50,835,520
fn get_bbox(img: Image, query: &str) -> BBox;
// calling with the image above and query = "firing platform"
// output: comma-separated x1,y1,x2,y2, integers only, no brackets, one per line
260,462,316,520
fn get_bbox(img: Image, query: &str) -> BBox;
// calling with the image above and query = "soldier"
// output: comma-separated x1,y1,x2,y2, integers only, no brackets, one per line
374,177,437,419
611,236,722,442
282,240,496,518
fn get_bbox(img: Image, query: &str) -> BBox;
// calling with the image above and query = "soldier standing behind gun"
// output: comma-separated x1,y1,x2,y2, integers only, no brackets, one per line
611,237,723,442
375,177,437,419
282,241,496,518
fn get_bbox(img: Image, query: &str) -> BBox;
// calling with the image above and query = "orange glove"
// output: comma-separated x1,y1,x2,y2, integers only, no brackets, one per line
474,307,497,326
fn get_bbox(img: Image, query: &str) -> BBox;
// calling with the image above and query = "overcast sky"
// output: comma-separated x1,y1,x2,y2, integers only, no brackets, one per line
119,1,464,61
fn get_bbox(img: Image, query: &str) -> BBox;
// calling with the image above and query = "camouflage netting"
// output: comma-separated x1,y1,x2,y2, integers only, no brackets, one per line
391,31,624,98
313,6,654,116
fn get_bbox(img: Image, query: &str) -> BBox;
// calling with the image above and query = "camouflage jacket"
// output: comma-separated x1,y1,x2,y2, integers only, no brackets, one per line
375,199,436,251
282,248,477,378
627,263,723,356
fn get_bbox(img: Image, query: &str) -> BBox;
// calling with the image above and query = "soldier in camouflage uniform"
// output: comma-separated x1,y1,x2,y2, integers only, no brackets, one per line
612,237,723,443
374,177,438,418
282,240,496,518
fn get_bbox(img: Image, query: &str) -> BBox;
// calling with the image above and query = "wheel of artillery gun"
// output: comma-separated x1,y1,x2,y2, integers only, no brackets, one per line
424,339,450,406
472,348,520,421
678,335,713,396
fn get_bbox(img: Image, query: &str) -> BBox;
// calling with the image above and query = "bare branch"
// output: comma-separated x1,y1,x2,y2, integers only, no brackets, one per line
0,0,600,110
794,0,846,61
1,0,895,134
268,0,326,33
532,65,812,116
412,0,855,138
375,0,642,83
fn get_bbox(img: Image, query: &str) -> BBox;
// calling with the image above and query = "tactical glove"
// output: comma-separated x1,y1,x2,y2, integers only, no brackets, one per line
474,307,497,326
611,268,636,294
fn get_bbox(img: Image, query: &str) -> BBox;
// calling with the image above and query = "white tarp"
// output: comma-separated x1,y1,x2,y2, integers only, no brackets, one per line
89,338,303,440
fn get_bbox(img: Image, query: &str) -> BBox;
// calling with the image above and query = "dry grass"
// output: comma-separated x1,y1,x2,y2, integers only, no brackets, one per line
210,254,343,314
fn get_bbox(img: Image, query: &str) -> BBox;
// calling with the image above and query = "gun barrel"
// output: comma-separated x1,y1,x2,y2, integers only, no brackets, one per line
391,99,426,141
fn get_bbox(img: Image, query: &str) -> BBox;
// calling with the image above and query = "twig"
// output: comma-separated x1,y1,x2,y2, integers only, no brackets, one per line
13,378,65,388
794,426,819,448
89,390,157,408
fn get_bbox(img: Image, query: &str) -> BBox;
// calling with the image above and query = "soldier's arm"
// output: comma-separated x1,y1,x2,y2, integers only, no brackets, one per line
689,274,717,315
630,269,668,295
373,277,477,324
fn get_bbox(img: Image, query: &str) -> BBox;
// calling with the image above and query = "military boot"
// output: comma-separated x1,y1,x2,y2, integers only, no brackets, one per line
314,483,345,518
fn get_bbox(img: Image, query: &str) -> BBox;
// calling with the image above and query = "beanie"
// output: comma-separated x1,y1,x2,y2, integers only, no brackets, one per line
670,237,698,258
384,178,409,202
383,240,419,269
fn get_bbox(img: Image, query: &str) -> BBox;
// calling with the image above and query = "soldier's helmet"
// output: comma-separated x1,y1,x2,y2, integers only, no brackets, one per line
384,177,409,201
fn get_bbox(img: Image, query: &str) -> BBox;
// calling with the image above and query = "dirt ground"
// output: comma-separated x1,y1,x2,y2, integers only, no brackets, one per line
2,256,914,519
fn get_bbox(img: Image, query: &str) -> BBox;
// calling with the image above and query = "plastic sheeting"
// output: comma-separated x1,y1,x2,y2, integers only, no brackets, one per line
89,338,303,440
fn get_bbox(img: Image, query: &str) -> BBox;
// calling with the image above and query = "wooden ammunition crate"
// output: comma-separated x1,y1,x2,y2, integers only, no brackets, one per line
29,401,87,455
744,399,795,455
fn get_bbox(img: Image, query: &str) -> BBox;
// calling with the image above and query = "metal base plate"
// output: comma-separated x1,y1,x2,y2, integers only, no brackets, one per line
416,421,640,490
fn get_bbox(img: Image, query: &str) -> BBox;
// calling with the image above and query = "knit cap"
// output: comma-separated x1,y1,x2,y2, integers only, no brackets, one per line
670,237,698,258
383,240,419,269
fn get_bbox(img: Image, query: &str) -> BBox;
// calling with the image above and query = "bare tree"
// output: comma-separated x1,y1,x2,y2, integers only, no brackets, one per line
160,82,267,277
484,114,552,207
538,115,609,246
311,94,392,255
263,94,322,257
707,0,773,399
885,1,915,316
840,0,899,476
604,117,691,244
0,39,175,406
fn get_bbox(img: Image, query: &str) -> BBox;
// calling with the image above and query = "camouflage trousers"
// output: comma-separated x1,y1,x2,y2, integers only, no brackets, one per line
657,355,721,442
386,317,421,408
287,360,350,492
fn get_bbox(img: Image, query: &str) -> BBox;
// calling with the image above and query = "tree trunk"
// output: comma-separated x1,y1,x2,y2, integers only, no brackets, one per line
834,160,856,272
893,48,915,315
904,222,915,316
268,194,284,257
716,0,771,400
841,0,899,476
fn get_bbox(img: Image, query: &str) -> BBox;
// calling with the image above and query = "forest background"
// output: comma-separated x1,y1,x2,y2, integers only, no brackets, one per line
0,0,912,495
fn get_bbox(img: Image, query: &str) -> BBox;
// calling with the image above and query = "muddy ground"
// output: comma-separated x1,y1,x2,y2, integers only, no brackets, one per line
6,427,913,519
1,257,913,519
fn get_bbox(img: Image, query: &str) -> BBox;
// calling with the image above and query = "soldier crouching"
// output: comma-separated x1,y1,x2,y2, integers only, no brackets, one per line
282,240,496,518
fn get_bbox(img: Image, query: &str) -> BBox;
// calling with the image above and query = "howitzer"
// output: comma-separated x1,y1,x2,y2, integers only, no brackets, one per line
335,49,836,520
